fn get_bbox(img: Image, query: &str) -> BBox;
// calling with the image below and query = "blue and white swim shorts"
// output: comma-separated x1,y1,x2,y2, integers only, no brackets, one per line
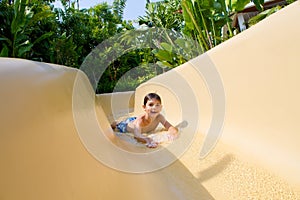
116,117,137,133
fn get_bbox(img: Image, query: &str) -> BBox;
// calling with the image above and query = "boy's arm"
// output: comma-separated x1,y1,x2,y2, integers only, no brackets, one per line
159,115,179,138
133,120,157,148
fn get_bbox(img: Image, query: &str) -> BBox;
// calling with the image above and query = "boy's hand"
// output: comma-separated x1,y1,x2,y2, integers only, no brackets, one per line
146,138,158,148
146,141,158,148
134,136,158,148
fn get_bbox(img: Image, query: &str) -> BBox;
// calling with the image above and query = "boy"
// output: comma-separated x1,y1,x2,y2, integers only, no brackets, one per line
112,93,178,148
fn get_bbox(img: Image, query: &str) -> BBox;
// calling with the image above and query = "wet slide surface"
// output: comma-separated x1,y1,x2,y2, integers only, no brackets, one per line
1,2,300,199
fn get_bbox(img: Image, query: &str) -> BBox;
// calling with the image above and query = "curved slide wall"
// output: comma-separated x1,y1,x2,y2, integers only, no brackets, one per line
1,2,300,199
135,0,300,188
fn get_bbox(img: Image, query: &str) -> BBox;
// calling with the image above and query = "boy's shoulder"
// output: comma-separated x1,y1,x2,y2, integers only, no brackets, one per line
134,114,147,123
156,113,166,121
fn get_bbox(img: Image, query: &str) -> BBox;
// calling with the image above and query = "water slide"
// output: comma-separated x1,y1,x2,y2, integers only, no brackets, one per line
1,2,300,199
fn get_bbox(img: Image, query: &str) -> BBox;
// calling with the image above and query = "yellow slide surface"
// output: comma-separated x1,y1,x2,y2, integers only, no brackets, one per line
1,2,300,199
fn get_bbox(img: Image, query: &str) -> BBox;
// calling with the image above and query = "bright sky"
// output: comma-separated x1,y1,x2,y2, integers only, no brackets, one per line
53,0,160,21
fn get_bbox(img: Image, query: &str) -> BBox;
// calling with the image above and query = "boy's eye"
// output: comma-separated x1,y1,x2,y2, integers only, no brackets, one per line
149,103,154,106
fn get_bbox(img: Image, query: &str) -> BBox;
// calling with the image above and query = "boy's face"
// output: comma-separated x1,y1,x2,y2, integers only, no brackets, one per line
143,98,162,118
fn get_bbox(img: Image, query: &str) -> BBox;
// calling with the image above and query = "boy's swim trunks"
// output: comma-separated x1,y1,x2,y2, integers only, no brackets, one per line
116,117,137,133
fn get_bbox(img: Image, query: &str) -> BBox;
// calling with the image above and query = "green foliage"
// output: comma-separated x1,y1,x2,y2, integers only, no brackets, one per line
286,0,296,4
81,28,164,93
97,51,159,93
231,0,251,12
49,32,79,67
138,0,184,31
138,0,269,69
113,0,126,22
49,0,133,69
152,36,201,68
91,26,202,93
248,5,282,27
0,0,54,58
181,0,259,51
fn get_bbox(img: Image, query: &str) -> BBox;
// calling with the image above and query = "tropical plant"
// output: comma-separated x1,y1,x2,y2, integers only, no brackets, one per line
136,0,267,68
0,0,54,58
138,0,184,31
181,0,266,52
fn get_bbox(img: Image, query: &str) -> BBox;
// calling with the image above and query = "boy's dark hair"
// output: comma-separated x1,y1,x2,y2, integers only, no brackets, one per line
143,93,161,105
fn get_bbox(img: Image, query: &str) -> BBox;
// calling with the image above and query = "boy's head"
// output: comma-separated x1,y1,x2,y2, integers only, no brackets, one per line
143,93,162,116
143,93,161,106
